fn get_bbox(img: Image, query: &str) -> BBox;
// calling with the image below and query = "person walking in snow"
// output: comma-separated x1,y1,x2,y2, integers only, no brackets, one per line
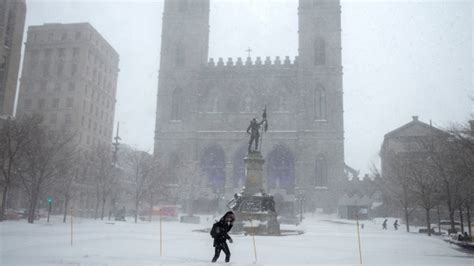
382,219,388,230
210,211,235,263
393,220,399,230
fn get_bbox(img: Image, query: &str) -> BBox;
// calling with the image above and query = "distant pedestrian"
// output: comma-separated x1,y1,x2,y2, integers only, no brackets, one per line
210,211,235,263
382,219,388,230
463,232,470,242
393,220,399,231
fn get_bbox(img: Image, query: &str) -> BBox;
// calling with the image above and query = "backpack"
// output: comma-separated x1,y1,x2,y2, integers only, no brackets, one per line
210,222,220,238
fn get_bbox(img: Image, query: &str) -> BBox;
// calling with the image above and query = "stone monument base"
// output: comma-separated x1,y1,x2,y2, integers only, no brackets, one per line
227,151,281,235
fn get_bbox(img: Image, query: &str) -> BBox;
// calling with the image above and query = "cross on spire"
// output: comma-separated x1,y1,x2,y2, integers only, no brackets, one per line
245,47,252,58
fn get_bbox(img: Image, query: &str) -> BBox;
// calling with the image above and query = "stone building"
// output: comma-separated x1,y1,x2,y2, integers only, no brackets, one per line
16,23,119,149
380,116,448,177
0,0,26,116
154,0,345,211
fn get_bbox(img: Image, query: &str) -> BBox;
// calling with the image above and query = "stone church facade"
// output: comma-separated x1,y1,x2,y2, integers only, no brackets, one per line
154,0,345,211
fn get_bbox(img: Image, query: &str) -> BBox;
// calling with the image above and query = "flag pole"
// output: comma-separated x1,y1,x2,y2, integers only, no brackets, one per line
356,213,363,264
249,219,258,262
159,208,163,257
259,107,267,152
70,206,74,246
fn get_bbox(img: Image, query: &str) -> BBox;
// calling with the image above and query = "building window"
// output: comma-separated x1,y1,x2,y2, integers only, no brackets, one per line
38,99,45,109
50,113,57,124
58,48,65,58
171,87,183,121
57,61,64,76
314,37,326,66
315,155,328,187
64,114,72,124
40,81,47,91
0,55,6,69
243,96,252,112
314,86,327,120
54,83,61,91
75,32,81,40
30,50,39,72
52,98,59,108
73,48,80,58
61,32,67,41
71,64,77,76
175,43,185,67
3,9,14,47
45,48,53,58
43,61,51,76
68,82,75,91
66,98,74,108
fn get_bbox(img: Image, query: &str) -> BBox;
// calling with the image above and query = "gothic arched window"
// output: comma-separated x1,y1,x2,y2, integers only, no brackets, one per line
315,155,328,187
168,153,181,183
171,87,183,121
243,96,252,112
175,43,185,67
232,146,247,188
201,145,226,191
314,37,326,65
314,86,327,120
267,145,295,192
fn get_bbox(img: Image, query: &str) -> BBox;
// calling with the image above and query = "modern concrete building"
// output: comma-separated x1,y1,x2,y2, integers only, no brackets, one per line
154,0,345,211
16,23,119,149
0,0,26,116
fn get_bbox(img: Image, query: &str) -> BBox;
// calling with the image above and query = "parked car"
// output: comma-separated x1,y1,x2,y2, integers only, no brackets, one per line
5,209,27,220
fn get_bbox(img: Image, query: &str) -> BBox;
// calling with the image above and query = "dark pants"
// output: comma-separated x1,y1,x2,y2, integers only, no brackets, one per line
212,242,230,263
248,134,260,153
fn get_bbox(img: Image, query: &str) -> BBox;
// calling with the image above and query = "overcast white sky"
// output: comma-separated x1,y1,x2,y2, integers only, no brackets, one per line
23,0,473,175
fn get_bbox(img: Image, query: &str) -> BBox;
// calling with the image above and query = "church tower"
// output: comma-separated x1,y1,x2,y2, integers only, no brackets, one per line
154,0,210,141
296,0,345,201
298,0,342,68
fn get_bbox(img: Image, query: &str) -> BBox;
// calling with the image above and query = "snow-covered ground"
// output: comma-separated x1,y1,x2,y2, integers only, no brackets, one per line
1,214,473,265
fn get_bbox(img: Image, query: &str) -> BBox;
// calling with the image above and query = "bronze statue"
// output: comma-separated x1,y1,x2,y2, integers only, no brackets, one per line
246,108,268,153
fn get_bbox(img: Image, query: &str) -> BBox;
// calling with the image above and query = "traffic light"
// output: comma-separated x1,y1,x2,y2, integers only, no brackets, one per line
47,196,53,204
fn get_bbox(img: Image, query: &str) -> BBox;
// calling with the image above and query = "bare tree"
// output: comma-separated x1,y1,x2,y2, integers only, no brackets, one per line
88,143,116,220
16,121,75,223
448,123,474,235
405,156,439,236
419,134,462,233
55,150,84,223
0,116,38,221
379,152,416,232
143,157,168,222
125,148,155,223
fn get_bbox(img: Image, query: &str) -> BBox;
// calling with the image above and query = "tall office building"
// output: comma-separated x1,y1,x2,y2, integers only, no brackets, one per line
16,23,119,148
0,0,26,116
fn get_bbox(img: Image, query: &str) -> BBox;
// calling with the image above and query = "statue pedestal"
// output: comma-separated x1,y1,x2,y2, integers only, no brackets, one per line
242,151,265,196
228,150,280,235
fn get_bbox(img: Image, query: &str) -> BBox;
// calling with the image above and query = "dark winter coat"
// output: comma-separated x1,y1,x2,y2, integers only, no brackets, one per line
211,212,234,247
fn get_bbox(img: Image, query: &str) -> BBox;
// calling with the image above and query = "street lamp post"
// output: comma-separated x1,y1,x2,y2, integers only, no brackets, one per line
47,196,53,223
296,193,305,222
